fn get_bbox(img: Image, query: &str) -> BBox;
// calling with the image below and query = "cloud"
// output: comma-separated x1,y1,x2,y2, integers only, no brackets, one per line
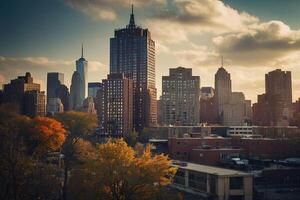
147,0,258,43
64,0,166,21
213,20,300,66
0,74,5,86
89,60,107,72
173,44,220,67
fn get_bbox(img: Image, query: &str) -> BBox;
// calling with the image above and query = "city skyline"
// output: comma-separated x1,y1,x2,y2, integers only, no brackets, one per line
2,1,300,102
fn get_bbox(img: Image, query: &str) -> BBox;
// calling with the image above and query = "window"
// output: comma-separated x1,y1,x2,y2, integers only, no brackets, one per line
229,177,244,190
174,169,185,186
229,195,244,200
188,171,207,192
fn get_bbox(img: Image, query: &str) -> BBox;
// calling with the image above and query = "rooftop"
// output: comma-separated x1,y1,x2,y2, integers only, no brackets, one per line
172,161,251,177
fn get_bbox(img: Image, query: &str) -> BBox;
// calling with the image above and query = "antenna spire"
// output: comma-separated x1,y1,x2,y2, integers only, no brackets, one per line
131,4,133,15
221,56,224,67
128,4,136,28
81,43,83,58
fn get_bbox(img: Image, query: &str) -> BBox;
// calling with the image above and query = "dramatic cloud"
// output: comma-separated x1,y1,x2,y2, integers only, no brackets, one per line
64,0,166,20
213,21,300,66
0,56,107,91
147,0,258,43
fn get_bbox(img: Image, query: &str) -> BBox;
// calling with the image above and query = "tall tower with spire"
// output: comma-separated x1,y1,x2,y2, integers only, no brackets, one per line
76,44,88,105
215,59,232,124
110,5,157,131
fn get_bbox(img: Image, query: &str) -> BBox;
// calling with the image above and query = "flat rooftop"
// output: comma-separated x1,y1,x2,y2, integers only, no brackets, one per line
172,161,251,177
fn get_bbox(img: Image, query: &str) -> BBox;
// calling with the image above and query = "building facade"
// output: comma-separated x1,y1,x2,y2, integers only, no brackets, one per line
88,82,102,99
76,45,88,103
70,71,82,110
223,92,246,126
200,87,218,124
55,84,70,111
172,161,253,200
215,67,251,126
161,67,200,126
82,96,97,114
24,90,45,117
253,69,292,126
46,72,64,103
94,85,105,131
46,97,64,115
215,67,232,123
102,73,133,137
265,69,292,126
3,72,45,117
110,7,157,131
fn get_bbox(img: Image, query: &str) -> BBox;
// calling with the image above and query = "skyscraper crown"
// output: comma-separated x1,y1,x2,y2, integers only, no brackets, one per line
128,4,136,28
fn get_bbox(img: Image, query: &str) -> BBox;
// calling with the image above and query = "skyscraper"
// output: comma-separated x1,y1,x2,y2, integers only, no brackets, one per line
223,92,246,126
215,66,250,126
3,72,45,117
102,73,133,137
46,97,64,116
70,71,82,110
215,67,232,123
47,72,64,102
81,96,97,114
76,44,88,102
55,84,70,111
110,6,157,131
88,82,102,99
265,69,292,126
253,69,292,126
24,90,45,117
200,87,218,124
161,67,200,126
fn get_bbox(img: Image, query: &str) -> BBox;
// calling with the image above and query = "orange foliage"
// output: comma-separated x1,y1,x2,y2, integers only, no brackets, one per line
29,117,66,156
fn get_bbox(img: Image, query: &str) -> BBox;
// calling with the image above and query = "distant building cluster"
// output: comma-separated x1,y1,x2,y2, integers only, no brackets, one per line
1,7,300,138
1,5,300,200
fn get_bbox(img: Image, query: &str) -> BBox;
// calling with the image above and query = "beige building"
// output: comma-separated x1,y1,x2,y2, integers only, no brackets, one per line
172,161,253,200
46,97,64,115
223,92,246,126
215,67,252,126
82,96,96,114
161,67,200,126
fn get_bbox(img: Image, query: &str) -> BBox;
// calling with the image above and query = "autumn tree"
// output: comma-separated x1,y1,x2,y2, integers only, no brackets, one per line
0,105,66,200
68,139,180,200
26,116,66,158
54,111,98,200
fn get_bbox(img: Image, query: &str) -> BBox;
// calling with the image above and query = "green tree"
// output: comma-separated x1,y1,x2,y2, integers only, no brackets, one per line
125,130,138,146
138,128,150,144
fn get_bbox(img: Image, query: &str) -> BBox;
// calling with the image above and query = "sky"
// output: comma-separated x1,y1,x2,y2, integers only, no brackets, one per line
1,0,300,103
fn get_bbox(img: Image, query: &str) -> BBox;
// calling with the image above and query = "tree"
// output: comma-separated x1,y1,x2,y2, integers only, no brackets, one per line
54,111,98,137
54,111,98,200
69,139,179,200
27,117,66,158
125,130,138,147
138,128,150,144
0,105,65,200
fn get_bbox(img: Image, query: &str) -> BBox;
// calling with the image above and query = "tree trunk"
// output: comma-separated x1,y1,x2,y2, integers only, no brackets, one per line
62,165,68,200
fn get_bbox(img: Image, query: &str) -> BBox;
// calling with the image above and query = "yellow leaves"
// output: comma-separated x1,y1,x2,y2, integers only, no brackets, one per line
66,137,181,199
69,138,178,200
